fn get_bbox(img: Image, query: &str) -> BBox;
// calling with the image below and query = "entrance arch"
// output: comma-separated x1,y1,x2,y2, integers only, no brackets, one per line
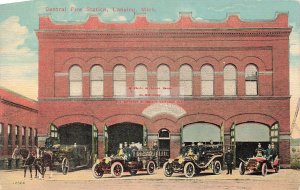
106,122,144,156
182,123,221,145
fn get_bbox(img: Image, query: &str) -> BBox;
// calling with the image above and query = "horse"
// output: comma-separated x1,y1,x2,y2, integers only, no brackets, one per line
12,146,42,179
37,147,54,178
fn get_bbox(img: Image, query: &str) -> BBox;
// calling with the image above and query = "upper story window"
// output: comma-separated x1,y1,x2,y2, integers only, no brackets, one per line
90,65,104,96
179,64,193,96
224,64,237,96
113,65,126,96
201,65,214,96
245,64,258,95
69,65,82,97
134,65,148,97
157,65,170,96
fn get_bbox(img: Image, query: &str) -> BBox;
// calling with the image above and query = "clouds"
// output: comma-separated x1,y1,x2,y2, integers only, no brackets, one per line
0,16,37,99
100,8,128,22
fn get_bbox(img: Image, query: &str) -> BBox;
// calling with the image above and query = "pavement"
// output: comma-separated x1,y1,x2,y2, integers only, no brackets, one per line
0,168,300,190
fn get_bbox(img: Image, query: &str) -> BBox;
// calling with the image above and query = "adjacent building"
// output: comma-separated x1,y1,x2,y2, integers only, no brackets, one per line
34,12,291,166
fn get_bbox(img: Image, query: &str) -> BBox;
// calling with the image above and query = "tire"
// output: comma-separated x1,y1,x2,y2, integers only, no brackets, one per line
275,165,280,173
239,162,245,175
147,161,156,175
213,160,221,175
184,162,195,178
261,163,267,176
129,169,138,176
111,162,123,178
163,162,173,177
61,158,69,175
92,163,104,179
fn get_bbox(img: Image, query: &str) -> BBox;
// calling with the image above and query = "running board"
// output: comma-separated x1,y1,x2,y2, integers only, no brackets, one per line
194,155,223,169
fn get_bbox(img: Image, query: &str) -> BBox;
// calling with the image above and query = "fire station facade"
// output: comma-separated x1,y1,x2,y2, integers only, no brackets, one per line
36,13,291,166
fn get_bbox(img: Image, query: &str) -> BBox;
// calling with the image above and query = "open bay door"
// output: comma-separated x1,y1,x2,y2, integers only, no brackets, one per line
91,124,98,165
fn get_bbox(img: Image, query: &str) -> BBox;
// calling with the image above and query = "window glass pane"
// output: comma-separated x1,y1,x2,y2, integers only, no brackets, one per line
180,65,192,80
158,81,170,96
134,81,148,96
90,66,103,80
201,81,214,95
70,81,82,96
246,81,258,95
91,81,103,96
114,81,126,96
224,81,237,95
224,65,236,80
245,65,258,80
180,81,192,96
113,65,126,80
157,65,170,80
135,65,147,80
69,66,82,80
201,65,214,80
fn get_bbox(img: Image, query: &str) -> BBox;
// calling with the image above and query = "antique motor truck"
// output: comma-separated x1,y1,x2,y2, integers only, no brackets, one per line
92,144,158,178
163,144,223,178
238,156,280,176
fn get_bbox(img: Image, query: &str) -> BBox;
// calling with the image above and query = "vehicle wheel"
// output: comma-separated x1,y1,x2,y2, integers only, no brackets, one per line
213,160,221,175
184,162,195,178
129,169,138,176
111,162,123,178
261,163,267,176
61,158,69,175
92,163,104,179
163,162,173,177
239,162,245,175
147,161,156,175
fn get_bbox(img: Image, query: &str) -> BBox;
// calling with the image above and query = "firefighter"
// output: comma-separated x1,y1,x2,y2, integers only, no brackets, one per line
255,143,265,157
225,147,234,175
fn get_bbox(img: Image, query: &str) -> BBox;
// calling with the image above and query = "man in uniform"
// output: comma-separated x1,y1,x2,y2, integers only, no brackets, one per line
225,147,234,175
265,144,272,161
180,143,187,156
123,142,131,160
117,143,124,157
255,143,264,157
270,143,278,161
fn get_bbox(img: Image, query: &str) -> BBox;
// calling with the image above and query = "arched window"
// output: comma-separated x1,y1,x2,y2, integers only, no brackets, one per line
201,65,214,96
134,65,148,96
90,65,104,96
69,65,82,97
179,64,193,96
157,65,170,96
224,64,237,96
245,64,258,95
113,65,126,96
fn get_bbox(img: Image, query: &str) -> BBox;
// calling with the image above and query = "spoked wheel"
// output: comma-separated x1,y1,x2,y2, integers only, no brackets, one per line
239,162,245,175
261,163,267,176
62,158,69,175
129,169,138,176
147,161,156,175
163,162,174,177
92,163,104,179
111,162,123,178
184,162,195,178
213,160,221,175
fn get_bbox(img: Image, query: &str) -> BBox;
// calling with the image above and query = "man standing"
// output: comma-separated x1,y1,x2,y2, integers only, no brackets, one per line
225,147,234,175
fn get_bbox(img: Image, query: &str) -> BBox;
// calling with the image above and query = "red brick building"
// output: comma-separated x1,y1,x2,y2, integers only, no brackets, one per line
36,12,291,166
0,87,38,157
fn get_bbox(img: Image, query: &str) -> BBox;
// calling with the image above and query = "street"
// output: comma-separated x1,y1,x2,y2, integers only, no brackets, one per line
0,168,299,190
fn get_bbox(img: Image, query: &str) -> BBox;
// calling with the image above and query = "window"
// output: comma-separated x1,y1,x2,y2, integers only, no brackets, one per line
50,125,58,138
201,65,214,96
90,65,104,96
69,65,82,97
15,126,19,145
0,123,3,145
157,65,170,96
179,65,193,96
22,127,26,145
28,128,32,146
245,64,258,95
224,64,237,96
8,124,12,145
113,65,126,96
134,65,148,96
34,129,38,146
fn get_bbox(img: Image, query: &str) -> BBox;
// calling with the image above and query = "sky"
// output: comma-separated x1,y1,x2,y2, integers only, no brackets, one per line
0,0,299,137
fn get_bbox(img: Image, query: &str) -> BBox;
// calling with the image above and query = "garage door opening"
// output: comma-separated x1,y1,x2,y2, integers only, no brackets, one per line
107,122,143,156
58,123,92,146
